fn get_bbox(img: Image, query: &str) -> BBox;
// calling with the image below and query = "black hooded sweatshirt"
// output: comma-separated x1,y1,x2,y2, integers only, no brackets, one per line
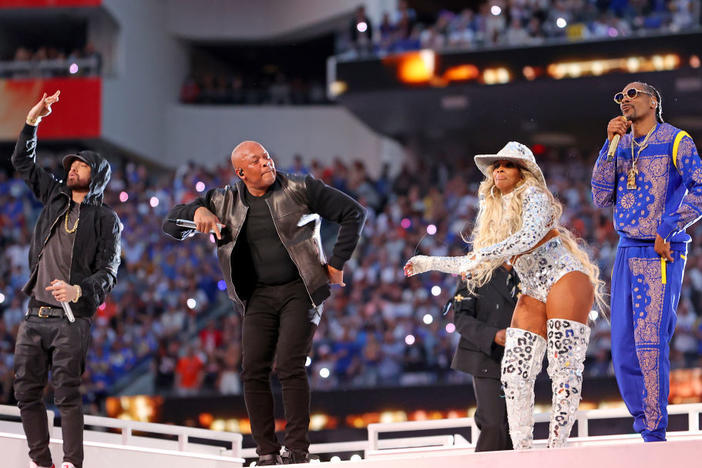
11,124,122,318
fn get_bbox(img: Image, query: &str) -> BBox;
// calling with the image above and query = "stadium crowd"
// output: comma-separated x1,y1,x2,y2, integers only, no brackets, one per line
2,141,702,409
343,0,701,56
0,44,101,78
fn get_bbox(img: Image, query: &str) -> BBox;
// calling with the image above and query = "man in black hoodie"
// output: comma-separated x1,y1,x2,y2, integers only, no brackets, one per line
164,141,365,465
11,91,122,468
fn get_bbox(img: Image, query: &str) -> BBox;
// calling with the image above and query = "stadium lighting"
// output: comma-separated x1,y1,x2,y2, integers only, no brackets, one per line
0,292,5,304
556,17,567,29
496,67,510,83
664,54,679,69
626,57,640,72
431,285,442,296
320,367,330,379
195,181,206,192
567,63,581,77
69,63,79,74
426,224,437,235
423,314,433,325
356,21,368,33
589,310,599,321
490,5,502,16
401,218,411,229
398,50,435,84
149,196,159,208
592,61,604,75
445,323,456,333
186,298,197,309
522,66,536,80
329,80,348,96
119,191,129,202
305,356,312,367
405,334,416,345
691,55,701,68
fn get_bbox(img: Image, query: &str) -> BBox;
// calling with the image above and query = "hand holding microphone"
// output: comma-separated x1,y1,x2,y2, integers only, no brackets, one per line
606,115,631,160
171,207,224,239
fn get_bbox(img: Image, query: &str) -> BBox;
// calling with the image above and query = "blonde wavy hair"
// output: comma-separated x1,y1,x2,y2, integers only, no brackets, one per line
465,165,607,315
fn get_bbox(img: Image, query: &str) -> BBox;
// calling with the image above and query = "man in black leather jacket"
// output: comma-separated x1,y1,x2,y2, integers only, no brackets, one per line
11,91,122,468
163,141,365,465
450,264,518,452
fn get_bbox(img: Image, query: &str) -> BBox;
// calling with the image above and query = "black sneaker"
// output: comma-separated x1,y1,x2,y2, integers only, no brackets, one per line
257,453,283,466
280,449,314,464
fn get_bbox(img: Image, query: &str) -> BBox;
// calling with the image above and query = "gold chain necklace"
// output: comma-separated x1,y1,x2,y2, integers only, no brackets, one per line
627,124,656,190
64,205,79,234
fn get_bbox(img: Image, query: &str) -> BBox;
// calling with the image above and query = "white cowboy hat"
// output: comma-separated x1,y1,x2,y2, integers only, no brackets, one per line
474,141,546,186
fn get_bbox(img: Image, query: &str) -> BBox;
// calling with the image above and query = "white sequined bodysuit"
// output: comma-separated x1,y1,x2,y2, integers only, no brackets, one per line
410,186,586,302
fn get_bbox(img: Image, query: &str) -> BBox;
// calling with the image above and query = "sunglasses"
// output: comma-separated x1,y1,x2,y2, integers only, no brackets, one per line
613,88,653,104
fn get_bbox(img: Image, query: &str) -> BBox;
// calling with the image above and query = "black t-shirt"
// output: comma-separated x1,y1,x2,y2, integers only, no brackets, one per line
241,182,300,286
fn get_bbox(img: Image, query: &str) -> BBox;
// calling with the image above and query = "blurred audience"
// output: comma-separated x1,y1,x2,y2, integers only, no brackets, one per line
180,72,328,106
339,0,702,56
1,44,101,78
2,141,702,410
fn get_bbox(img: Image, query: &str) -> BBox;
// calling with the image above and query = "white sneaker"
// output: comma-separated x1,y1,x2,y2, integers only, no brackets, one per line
61,464,77,468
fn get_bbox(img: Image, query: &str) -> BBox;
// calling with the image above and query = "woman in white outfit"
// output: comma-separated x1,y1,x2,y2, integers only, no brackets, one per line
404,142,604,449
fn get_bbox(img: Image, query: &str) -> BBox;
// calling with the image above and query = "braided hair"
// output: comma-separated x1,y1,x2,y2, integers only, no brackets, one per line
638,81,664,123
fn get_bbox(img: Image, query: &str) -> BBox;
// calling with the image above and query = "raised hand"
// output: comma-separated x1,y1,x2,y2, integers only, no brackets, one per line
27,90,61,124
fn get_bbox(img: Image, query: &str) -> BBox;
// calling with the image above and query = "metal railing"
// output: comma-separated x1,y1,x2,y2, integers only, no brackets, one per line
367,403,702,455
2,403,701,461
0,405,242,458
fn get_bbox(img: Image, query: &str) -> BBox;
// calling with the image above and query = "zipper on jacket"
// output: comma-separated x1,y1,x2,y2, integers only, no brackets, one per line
42,193,71,248
264,199,317,307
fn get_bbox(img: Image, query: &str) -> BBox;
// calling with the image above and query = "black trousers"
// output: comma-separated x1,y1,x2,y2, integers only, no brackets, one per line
14,316,91,468
472,376,512,452
241,279,318,455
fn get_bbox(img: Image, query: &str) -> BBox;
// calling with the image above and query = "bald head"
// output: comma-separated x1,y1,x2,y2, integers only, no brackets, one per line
231,140,268,168
231,140,276,195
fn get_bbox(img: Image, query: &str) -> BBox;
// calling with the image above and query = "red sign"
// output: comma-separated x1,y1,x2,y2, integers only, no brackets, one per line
0,77,101,140
0,0,100,7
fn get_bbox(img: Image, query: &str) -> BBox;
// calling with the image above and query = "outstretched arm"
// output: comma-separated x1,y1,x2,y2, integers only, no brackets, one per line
10,91,62,204
404,253,479,277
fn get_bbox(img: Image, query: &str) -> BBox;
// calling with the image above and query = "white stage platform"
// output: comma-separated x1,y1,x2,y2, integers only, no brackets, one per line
0,404,700,467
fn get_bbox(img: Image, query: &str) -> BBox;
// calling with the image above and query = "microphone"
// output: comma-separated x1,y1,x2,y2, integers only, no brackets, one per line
167,218,225,234
59,301,75,323
606,116,629,161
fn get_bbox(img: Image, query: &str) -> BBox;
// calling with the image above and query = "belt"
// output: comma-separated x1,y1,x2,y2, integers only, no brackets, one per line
27,306,65,318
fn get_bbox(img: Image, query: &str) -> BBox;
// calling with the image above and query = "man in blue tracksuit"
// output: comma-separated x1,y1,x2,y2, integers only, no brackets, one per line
591,81,702,441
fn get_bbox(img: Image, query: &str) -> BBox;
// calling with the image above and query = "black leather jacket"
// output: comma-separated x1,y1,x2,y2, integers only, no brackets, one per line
163,172,366,309
11,124,122,318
